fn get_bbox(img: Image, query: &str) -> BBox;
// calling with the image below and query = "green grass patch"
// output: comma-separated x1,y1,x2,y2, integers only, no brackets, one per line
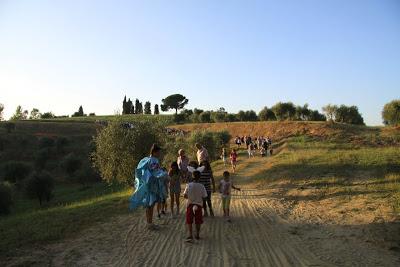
0,183,131,256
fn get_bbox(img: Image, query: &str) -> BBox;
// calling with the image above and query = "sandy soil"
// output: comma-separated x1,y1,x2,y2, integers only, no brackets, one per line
4,158,400,266
6,187,399,266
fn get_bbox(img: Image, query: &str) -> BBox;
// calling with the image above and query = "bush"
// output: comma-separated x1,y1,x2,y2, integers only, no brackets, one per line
188,130,230,161
214,130,231,147
76,165,101,185
34,148,51,170
0,182,13,215
173,113,187,124
225,113,238,122
199,111,212,123
2,161,31,184
335,105,364,125
3,122,15,133
382,99,400,126
41,112,55,119
0,137,4,151
56,137,69,153
39,137,55,149
24,171,54,206
259,107,277,121
62,153,82,177
211,111,227,122
271,102,296,120
93,119,166,184
162,136,190,166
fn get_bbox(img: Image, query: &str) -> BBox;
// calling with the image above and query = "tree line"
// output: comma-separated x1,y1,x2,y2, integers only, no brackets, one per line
1,96,399,126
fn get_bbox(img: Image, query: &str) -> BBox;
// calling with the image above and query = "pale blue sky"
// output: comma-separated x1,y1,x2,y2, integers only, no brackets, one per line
1,0,399,125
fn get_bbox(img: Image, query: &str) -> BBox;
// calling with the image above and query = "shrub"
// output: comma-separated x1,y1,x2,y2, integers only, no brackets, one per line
225,113,238,122
173,113,187,124
3,122,16,133
24,171,54,206
76,164,101,185
0,182,13,215
382,99,400,126
199,111,212,123
38,137,55,149
211,111,227,122
34,148,51,170
2,161,31,184
335,105,364,125
19,136,30,150
41,112,55,119
93,119,166,184
188,130,230,160
271,102,296,120
162,136,190,166
56,137,69,153
62,153,82,177
259,107,277,121
214,130,231,147
189,130,217,160
0,137,4,151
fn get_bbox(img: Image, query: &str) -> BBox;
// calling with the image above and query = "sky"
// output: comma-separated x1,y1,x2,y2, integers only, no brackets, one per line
0,0,399,125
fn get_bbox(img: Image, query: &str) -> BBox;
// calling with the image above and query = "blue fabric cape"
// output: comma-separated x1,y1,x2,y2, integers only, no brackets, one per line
129,156,167,210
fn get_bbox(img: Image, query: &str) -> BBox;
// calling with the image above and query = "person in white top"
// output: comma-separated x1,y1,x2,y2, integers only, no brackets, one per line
219,171,241,222
183,171,207,241
195,143,209,164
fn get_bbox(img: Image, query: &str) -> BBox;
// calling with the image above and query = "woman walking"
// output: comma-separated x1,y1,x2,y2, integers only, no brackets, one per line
129,144,168,230
177,149,190,182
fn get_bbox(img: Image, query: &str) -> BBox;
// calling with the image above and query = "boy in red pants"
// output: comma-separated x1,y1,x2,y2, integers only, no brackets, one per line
183,170,207,241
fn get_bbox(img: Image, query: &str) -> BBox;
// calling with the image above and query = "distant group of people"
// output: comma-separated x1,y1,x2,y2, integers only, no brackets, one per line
165,128,188,136
130,143,240,242
234,135,273,158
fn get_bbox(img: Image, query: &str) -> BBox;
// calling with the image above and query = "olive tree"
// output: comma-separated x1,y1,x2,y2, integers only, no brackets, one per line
93,119,166,184
382,99,400,126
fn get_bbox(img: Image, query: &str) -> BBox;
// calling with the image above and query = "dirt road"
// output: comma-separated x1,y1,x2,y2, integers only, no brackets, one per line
115,187,325,267
6,155,399,266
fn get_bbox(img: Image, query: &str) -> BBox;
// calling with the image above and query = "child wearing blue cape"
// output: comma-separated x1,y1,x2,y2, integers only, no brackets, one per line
129,144,168,230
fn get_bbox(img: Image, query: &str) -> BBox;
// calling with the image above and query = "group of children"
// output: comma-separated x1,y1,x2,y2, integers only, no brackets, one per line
131,143,243,242
153,147,241,242
183,169,240,241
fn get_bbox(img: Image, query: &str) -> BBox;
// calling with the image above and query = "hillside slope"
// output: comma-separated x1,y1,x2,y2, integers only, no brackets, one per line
174,121,400,146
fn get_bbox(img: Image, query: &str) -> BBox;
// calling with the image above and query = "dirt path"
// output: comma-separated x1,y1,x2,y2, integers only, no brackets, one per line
115,187,325,267
5,154,399,266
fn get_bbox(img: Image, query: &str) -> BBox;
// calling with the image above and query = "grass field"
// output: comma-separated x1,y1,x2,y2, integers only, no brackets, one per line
28,114,174,124
1,121,399,259
0,183,131,256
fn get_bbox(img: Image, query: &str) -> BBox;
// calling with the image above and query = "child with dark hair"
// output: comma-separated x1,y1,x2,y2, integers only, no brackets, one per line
199,161,216,217
183,171,207,241
219,171,241,222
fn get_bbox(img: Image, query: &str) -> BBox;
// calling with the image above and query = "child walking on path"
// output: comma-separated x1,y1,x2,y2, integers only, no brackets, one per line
168,162,181,217
219,171,241,222
230,149,238,173
221,148,227,166
183,171,207,241
199,161,216,217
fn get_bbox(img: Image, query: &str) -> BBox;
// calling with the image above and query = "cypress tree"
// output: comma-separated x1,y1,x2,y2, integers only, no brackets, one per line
144,101,151,114
135,99,140,114
154,104,160,115
122,96,127,114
